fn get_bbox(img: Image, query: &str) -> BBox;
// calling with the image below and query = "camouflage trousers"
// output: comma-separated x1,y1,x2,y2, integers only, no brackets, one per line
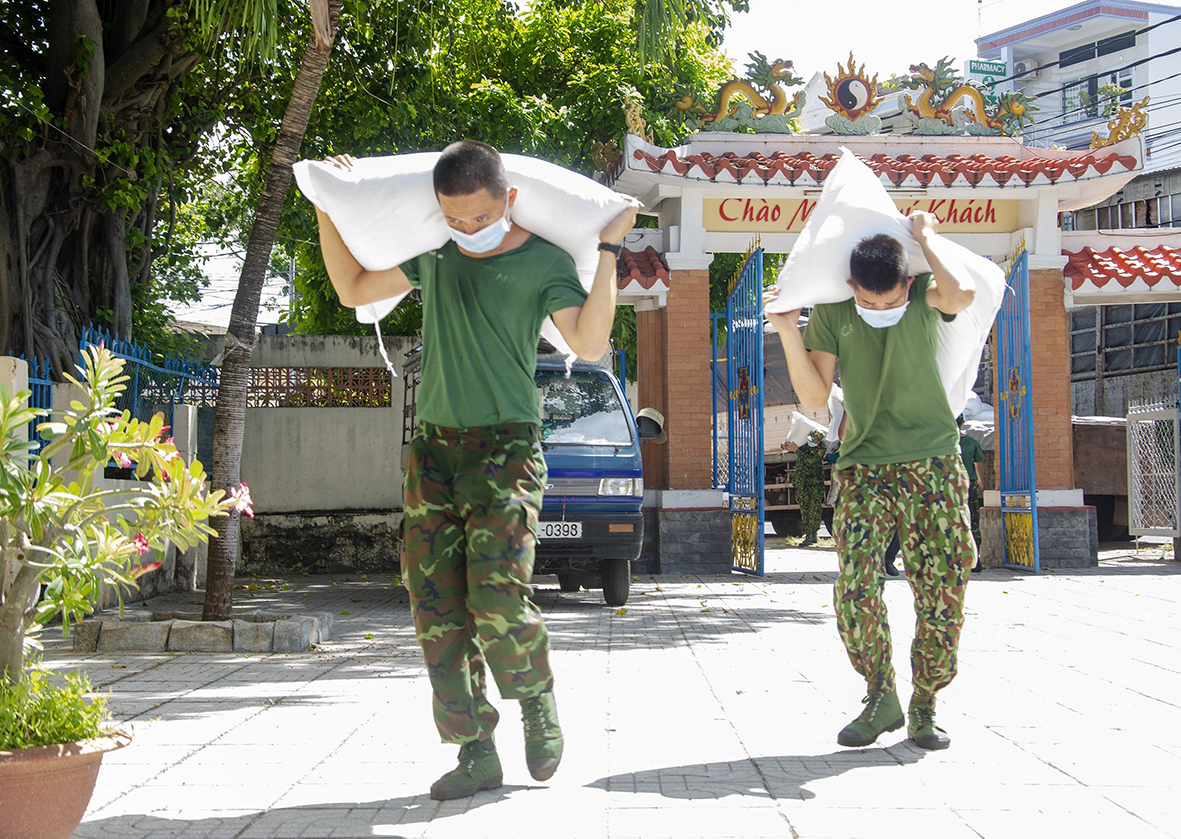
967,482,983,547
402,421,554,745
832,455,975,705
796,471,825,541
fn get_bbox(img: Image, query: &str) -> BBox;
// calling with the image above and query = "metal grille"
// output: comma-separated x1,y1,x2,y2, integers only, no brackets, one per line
544,477,601,497
1127,401,1179,537
247,367,392,408
24,357,53,455
996,248,1041,573
726,244,765,576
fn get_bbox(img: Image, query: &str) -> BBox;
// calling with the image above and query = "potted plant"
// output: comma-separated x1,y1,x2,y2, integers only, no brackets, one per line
0,344,247,839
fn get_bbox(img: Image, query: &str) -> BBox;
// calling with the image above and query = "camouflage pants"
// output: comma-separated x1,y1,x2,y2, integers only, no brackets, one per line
797,472,824,541
968,482,983,547
832,455,975,705
402,421,554,745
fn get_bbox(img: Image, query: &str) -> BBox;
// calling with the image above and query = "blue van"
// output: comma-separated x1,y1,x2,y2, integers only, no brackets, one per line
402,346,660,607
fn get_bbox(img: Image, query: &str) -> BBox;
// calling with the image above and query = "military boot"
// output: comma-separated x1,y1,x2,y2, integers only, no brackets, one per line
836,689,904,747
908,700,951,750
429,738,503,800
521,692,564,781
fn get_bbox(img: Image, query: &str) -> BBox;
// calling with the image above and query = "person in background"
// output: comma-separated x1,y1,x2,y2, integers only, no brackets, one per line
794,428,827,546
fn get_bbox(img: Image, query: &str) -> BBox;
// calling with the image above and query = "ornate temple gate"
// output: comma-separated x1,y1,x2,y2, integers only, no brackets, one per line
726,245,765,575
996,247,1041,572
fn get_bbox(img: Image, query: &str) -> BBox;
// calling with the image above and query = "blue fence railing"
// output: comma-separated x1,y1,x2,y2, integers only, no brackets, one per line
79,325,219,466
24,356,54,455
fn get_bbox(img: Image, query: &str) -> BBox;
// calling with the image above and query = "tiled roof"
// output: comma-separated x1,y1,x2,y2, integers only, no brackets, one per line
629,148,1140,189
1065,245,1181,291
617,246,670,290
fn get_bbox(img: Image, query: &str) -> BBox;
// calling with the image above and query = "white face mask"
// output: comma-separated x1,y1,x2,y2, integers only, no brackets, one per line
854,301,909,328
449,195,512,253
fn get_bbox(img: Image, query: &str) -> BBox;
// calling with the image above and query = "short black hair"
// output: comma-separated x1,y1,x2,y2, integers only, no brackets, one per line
849,234,909,295
957,414,965,426
433,140,509,199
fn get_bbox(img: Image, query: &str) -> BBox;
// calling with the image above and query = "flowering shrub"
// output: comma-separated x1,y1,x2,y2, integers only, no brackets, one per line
0,345,248,687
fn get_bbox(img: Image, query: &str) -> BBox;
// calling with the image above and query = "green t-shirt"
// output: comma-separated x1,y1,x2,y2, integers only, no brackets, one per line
959,432,985,482
803,273,959,469
401,236,587,428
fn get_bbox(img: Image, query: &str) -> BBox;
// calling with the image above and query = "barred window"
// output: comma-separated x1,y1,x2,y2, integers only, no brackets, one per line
1071,304,1181,380
247,368,392,407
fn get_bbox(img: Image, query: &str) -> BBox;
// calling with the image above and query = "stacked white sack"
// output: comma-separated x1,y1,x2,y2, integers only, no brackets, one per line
292,153,635,362
764,148,1005,419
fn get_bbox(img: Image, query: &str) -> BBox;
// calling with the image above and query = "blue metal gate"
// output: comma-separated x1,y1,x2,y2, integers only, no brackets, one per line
996,246,1040,572
726,245,765,575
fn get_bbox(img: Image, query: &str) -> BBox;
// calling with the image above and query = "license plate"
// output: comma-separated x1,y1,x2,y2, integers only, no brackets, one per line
539,521,582,539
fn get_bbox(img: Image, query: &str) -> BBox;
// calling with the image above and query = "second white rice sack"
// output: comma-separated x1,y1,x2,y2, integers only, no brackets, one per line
765,148,1005,418
293,153,634,359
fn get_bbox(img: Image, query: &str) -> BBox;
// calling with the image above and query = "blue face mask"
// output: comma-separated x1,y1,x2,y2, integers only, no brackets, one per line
855,301,909,328
449,195,512,253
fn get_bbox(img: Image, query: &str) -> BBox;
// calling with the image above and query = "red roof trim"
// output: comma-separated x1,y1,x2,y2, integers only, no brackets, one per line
616,246,670,291
630,149,1137,188
1064,244,1181,290
978,5,1148,52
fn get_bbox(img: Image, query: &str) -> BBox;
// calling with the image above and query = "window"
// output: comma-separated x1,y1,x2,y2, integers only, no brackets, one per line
1071,304,1178,380
537,369,632,445
1063,70,1133,123
1097,31,1136,57
1060,43,1097,67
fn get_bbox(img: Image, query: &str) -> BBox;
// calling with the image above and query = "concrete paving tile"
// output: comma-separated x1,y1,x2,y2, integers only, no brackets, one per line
781,805,980,839
608,803,791,838
953,805,1173,839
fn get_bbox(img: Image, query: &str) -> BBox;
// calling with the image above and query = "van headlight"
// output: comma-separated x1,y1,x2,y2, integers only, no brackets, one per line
599,477,643,497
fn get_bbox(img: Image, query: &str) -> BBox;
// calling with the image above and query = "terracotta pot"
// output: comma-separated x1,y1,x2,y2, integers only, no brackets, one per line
0,732,131,839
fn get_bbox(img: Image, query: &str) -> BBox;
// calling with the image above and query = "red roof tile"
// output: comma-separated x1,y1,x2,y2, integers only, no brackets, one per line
1064,245,1181,291
628,148,1138,189
617,246,670,290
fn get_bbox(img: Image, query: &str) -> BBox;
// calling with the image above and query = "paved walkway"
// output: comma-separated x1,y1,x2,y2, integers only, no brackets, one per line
44,542,1181,839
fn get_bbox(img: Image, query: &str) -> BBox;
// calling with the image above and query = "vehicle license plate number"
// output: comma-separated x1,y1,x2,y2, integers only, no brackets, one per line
539,521,582,539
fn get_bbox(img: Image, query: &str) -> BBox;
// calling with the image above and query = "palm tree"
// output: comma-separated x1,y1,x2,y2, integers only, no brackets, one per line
200,0,343,620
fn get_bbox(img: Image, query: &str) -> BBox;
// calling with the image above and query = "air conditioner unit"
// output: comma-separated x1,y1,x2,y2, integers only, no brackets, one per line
1014,60,1040,81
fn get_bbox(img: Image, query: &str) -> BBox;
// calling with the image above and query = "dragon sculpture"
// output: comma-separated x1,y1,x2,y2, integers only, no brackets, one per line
674,52,806,134
898,57,1037,136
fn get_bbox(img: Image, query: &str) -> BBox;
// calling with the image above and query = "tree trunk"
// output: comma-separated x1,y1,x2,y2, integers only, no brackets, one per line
0,562,43,686
202,0,342,621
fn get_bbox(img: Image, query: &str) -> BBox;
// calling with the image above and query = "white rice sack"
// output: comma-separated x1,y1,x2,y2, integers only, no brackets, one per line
826,384,845,444
785,411,827,446
292,153,634,356
765,148,1005,418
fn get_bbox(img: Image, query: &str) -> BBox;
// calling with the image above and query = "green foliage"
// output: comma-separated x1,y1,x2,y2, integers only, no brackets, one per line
0,346,246,684
0,669,111,749
168,0,733,339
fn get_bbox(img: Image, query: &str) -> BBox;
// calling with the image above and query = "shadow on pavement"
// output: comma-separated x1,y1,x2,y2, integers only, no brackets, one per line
77,786,538,839
586,747,926,802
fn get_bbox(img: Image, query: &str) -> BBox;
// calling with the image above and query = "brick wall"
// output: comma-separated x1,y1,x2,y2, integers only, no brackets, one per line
665,269,713,489
1028,268,1075,490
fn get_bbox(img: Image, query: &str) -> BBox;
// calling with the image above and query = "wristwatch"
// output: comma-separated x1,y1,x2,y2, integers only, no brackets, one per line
598,241,623,257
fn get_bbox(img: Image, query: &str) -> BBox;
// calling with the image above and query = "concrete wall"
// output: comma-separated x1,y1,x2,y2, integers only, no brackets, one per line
238,335,417,515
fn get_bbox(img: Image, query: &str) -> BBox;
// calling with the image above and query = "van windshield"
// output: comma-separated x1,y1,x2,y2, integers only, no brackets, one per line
536,369,632,445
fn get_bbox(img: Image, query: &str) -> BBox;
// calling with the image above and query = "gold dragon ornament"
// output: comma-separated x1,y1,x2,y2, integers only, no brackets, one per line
1090,96,1150,148
899,57,1037,136
674,52,806,134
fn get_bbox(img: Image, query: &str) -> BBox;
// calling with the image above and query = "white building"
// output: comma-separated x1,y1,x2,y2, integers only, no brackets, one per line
978,1,1181,170
977,1,1181,417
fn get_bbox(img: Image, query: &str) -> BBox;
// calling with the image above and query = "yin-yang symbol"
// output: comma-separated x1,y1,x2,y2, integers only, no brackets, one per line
836,78,870,114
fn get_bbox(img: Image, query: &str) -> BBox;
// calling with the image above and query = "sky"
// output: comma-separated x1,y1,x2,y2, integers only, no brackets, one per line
721,0,1086,81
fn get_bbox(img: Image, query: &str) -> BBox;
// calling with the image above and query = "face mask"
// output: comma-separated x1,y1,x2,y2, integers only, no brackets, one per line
449,195,511,253
855,300,909,328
